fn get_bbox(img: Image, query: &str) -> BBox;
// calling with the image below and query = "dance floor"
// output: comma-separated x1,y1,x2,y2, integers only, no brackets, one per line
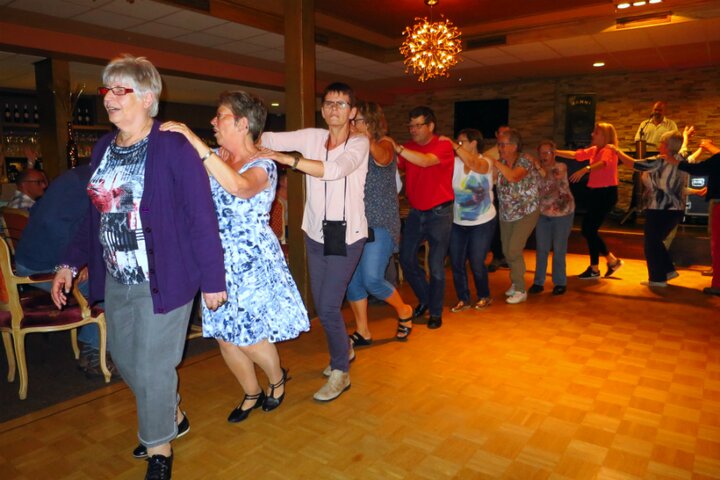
1,252,718,479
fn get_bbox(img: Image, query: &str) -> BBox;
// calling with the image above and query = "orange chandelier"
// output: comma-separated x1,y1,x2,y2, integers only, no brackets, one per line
399,1,462,82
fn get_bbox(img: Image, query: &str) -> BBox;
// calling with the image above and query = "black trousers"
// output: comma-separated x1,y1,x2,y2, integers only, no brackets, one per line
581,186,617,265
644,209,683,282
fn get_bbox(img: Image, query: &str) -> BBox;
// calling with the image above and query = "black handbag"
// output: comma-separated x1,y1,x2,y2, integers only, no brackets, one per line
322,219,347,256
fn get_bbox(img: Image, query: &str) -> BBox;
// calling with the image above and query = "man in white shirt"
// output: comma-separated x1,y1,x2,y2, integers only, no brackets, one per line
6,168,47,210
635,101,678,147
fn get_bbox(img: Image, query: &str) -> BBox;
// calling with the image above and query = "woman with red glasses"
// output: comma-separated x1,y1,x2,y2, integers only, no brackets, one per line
52,54,226,480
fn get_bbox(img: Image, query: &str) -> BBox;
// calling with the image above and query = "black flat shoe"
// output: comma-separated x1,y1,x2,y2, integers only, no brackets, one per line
228,391,266,423
427,315,442,329
413,303,428,318
552,285,567,295
133,412,189,459
145,454,173,480
528,284,544,294
262,368,289,412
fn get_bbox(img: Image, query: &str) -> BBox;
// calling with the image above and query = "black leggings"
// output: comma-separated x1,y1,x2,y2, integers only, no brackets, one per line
582,186,618,265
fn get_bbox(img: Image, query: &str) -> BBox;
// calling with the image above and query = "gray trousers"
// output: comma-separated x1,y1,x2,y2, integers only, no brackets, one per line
104,275,193,448
500,209,540,292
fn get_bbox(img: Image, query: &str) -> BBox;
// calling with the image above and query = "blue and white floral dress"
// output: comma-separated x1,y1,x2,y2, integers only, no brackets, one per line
202,158,310,346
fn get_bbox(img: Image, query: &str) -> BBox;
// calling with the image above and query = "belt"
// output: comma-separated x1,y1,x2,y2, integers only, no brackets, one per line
419,200,453,213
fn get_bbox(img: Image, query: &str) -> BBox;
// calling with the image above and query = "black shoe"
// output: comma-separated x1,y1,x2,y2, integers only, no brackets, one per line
528,284,544,294
145,454,173,480
413,303,428,318
133,413,189,459
228,391,266,423
262,368,289,412
552,285,567,295
578,267,600,280
427,315,442,329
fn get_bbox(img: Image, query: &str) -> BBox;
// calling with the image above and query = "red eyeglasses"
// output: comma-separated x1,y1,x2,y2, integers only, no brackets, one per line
98,86,135,96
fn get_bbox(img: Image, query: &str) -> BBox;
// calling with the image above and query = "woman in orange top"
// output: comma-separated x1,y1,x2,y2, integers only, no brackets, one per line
555,122,624,279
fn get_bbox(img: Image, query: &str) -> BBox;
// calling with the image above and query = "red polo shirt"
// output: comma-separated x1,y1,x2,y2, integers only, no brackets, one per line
398,135,455,210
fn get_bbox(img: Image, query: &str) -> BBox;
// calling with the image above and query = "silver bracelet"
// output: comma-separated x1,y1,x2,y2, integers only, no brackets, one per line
54,264,78,278
201,150,214,162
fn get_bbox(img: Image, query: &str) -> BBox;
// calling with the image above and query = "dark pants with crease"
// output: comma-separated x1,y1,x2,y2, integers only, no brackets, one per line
644,209,683,282
399,202,453,317
306,235,365,372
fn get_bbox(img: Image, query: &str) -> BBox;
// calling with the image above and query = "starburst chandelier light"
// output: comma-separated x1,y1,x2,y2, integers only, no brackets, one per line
399,0,462,82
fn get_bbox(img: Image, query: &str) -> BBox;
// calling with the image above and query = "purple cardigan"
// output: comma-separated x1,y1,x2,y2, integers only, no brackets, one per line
63,121,226,314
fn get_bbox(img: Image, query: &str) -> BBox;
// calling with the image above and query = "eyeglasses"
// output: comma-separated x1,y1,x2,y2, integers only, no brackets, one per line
98,86,134,96
351,118,366,125
214,112,238,122
322,100,351,110
22,179,47,185
407,122,428,130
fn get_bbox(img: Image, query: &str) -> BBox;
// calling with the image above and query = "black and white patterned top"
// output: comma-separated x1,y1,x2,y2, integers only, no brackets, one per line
634,154,689,211
87,137,149,284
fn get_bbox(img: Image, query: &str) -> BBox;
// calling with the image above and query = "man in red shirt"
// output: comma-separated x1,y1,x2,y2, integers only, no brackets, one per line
395,106,455,329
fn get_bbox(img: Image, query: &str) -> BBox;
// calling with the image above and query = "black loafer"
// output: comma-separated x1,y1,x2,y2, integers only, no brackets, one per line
413,303,428,318
133,413,189,459
528,284,544,294
427,315,442,329
552,285,567,295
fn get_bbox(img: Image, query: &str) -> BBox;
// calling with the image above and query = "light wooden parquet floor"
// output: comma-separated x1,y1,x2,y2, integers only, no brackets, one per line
1,252,719,479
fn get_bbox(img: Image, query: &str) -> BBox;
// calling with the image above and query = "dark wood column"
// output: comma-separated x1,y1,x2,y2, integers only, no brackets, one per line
34,58,72,180
284,0,316,312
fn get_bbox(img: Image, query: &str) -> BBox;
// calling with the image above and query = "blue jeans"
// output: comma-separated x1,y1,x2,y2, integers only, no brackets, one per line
533,213,574,287
347,227,395,302
449,218,496,302
15,262,99,349
399,203,453,317
306,235,365,372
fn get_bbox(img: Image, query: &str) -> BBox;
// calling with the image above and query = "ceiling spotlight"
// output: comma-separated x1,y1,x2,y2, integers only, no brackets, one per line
593,61,605,67
632,1,647,6
648,0,662,3
617,2,631,8
271,102,280,107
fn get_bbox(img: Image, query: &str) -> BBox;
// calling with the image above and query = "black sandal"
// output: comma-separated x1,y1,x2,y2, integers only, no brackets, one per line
395,317,413,342
349,331,373,347
262,368,289,412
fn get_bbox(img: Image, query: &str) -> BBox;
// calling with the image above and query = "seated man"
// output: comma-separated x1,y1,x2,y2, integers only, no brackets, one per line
6,168,47,210
14,165,115,377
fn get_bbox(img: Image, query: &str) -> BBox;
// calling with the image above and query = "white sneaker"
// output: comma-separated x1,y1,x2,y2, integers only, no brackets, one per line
505,284,516,297
666,271,679,281
323,345,355,377
313,370,350,402
641,280,667,287
506,291,527,304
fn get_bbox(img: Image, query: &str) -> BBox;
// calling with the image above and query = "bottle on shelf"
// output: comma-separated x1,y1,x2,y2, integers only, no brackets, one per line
3,104,10,122
23,105,30,123
13,104,20,123
66,122,78,169
84,108,92,125
33,105,39,123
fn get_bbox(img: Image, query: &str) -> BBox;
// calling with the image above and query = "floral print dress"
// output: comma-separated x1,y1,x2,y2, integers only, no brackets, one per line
202,158,310,346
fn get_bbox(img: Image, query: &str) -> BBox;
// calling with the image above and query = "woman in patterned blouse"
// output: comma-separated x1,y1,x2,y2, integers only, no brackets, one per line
490,128,540,304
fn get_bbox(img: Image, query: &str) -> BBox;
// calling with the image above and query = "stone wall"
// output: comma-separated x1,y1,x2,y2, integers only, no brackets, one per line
382,66,720,213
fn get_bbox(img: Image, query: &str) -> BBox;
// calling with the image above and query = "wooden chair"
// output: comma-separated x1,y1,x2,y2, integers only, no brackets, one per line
269,199,289,259
0,207,30,255
0,237,111,399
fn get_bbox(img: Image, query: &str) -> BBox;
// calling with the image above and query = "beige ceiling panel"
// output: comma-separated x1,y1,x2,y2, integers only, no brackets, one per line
156,9,226,31
543,36,605,56
73,9,147,30
126,22,192,40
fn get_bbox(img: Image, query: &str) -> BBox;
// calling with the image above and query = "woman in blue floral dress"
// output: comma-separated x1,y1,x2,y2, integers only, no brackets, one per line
161,91,309,423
